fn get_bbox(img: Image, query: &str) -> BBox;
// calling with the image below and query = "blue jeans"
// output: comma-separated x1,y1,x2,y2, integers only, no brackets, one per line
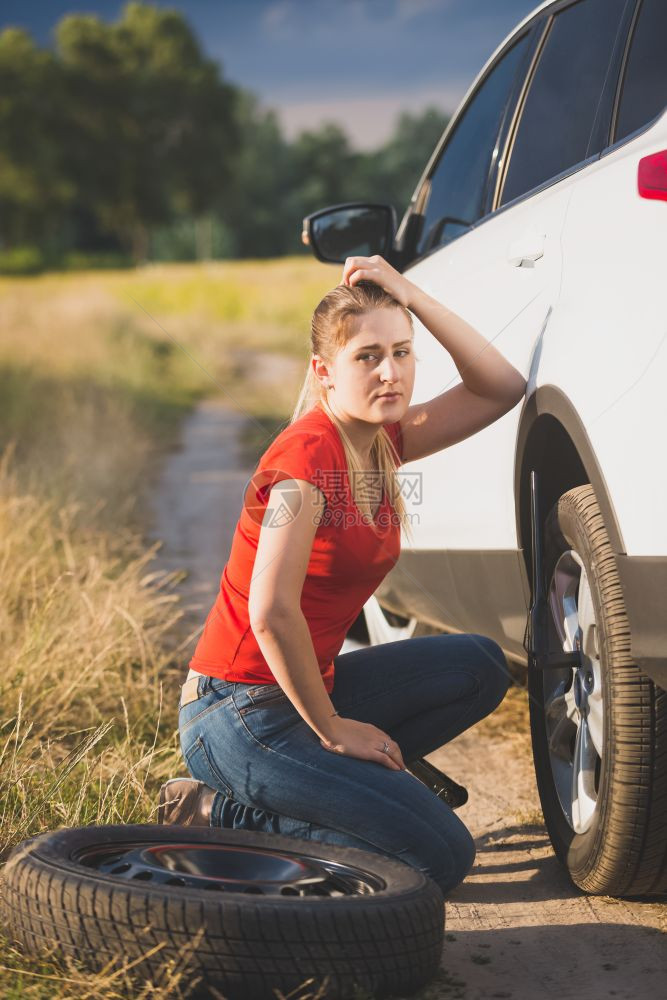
178,632,511,898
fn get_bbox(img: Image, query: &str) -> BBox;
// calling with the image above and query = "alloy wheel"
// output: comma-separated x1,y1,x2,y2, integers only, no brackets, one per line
545,548,604,834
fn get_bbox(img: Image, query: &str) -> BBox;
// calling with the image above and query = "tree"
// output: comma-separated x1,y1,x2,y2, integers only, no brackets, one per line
214,90,293,258
56,2,240,261
0,6,451,265
280,123,365,255
356,106,450,215
0,29,73,248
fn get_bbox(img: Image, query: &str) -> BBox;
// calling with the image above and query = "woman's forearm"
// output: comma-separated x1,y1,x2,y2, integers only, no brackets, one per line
251,609,340,741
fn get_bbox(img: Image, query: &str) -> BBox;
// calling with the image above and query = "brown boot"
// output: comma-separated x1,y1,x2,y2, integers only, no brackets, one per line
157,778,216,826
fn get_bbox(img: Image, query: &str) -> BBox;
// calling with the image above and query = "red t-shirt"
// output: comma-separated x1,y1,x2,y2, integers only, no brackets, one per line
188,400,404,693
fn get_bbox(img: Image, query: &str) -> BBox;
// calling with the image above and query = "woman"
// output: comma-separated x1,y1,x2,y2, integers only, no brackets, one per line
159,254,526,898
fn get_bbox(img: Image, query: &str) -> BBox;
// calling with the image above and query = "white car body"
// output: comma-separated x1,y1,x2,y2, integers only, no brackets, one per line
370,0,667,687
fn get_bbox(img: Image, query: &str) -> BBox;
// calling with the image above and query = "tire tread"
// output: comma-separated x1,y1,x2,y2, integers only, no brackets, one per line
0,824,444,999
537,485,667,897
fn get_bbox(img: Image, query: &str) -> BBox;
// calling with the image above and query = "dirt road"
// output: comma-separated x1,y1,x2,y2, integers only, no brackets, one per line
147,378,666,1000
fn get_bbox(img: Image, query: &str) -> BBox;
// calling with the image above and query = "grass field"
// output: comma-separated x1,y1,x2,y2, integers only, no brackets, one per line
0,257,339,998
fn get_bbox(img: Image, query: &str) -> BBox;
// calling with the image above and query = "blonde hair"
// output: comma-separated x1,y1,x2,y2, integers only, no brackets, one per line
290,280,415,544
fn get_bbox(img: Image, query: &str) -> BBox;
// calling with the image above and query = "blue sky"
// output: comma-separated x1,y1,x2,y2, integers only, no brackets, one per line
3,0,540,149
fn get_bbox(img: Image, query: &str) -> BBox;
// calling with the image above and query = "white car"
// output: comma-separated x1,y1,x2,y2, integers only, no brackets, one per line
302,0,667,898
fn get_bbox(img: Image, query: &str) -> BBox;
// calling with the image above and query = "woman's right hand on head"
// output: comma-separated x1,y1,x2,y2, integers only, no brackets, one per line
320,717,406,771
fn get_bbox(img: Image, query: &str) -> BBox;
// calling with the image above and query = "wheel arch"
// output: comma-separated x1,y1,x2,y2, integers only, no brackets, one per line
514,385,626,582
514,386,667,691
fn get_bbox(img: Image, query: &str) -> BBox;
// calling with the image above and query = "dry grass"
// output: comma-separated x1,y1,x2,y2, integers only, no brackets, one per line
511,807,547,827
0,442,186,852
473,677,531,747
0,926,203,1000
0,442,194,997
0,258,338,998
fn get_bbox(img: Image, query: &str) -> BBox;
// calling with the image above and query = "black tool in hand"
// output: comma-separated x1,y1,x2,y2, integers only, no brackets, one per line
407,756,469,809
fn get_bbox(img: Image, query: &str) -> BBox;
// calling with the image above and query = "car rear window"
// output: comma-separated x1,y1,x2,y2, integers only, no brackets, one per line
615,0,667,143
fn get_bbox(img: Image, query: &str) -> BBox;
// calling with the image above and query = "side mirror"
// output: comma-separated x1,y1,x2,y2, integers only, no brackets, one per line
302,203,397,264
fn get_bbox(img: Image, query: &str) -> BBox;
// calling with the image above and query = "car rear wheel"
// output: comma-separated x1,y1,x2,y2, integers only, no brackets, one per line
529,484,667,896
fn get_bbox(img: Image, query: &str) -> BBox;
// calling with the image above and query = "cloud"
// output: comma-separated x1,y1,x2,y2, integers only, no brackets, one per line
258,0,451,39
260,0,296,35
396,0,455,21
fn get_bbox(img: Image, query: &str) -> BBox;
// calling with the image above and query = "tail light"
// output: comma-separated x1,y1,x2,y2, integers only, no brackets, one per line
637,150,667,201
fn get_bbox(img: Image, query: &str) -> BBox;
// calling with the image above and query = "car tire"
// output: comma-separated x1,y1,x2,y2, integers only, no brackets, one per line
529,484,667,897
0,823,444,999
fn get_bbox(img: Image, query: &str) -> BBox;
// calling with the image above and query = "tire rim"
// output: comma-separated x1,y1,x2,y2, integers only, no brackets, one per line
545,548,604,835
74,841,386,896
364,593,419,645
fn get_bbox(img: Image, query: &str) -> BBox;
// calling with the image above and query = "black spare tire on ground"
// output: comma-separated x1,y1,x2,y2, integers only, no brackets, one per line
0,823,445,999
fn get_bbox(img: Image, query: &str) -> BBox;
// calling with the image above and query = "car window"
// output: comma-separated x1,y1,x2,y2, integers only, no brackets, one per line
413,31,531,259
615,0,667,143
499,0,628,209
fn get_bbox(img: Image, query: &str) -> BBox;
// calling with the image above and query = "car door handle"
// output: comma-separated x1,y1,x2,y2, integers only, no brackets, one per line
507,231,546,267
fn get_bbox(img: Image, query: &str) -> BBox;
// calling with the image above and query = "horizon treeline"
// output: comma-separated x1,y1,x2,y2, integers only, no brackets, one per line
0,1,450,272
